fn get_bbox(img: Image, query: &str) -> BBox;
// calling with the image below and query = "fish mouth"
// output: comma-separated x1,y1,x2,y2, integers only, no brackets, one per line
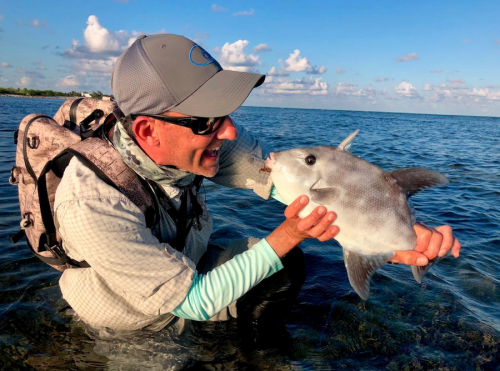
264,152,276,169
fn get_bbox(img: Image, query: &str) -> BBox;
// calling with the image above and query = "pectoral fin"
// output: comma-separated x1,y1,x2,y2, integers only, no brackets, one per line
310,187,340,204
342,247,394,300
310,178,340,205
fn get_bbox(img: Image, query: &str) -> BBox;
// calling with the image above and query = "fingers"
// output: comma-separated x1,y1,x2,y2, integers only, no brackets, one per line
282,195,339,243
297,206,333,231
317,225,340,242
451,238,461,258
391,250,428,266
414,223,443,260
435,225,461,258
284,195,309,219
306,210,337,237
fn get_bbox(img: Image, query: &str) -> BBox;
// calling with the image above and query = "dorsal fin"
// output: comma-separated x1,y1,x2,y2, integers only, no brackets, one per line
390,168,449,197
337,129,360,153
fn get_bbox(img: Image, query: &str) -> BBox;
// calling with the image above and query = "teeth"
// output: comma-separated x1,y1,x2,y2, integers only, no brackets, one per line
204,148,220,157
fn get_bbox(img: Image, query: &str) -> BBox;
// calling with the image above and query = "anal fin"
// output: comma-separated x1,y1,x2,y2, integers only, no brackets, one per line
342,248,394,300
411,257,440,283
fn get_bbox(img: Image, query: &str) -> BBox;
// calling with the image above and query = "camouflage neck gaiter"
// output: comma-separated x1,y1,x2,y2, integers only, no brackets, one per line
113,119,196,187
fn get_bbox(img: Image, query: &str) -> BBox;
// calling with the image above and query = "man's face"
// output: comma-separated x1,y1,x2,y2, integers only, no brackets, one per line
150,112,238,177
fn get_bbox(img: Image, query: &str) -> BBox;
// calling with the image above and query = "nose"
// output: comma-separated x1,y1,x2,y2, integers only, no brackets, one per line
216,116,238,141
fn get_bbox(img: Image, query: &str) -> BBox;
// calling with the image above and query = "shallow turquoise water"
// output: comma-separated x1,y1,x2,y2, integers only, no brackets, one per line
1,96,499,370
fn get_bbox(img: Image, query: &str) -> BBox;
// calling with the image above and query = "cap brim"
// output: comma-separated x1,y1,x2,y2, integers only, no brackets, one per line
172,70,265,117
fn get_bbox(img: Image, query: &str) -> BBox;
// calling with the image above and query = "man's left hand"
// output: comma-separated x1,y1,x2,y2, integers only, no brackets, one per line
390,223,461,266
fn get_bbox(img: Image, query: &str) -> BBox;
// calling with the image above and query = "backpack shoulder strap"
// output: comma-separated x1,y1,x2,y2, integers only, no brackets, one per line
67,138,156,225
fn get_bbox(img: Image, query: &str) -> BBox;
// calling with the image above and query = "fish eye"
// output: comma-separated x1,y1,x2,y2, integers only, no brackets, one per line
305,155,316,166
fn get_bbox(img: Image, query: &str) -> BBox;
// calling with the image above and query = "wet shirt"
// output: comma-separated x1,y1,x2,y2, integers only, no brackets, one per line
55,124,274,334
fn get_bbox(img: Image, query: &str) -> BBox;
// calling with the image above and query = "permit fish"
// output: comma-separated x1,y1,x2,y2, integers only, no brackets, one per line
265,129,449,300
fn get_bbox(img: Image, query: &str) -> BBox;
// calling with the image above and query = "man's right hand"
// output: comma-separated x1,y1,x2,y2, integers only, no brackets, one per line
266,195,339,258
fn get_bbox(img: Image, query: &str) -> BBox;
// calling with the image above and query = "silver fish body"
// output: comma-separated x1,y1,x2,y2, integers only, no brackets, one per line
266,130,449,300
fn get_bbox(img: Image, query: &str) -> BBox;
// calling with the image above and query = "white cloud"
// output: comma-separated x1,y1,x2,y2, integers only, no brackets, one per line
32,59,41,65
1,62,12,68
285,50,311,72
14,19,47,28
217,40,260,72
233,9,255,16
1,77,8,83
396,53,419,62
263,77,328,95
284,49,326,75
335,82,386,99
211,4,227,12
253,43,271,53
308,66,327,75
422,80,500,104
63,15,136,60
69,58,116,76
336,67,346,74
17,76,32,86
84,15,123,53
376,77,389,82
469,88,500,101
31,19,47,28
56,74,88,88
430,69,443,73
447,78,465,84
267,66,289,76
394,81,419,98
15,67,45,79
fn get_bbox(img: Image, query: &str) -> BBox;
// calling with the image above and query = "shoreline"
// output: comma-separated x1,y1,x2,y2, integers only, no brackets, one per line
0,94,70,100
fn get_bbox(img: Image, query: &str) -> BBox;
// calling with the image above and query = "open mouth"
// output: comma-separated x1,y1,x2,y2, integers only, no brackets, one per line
264,152,276,169
203,147,220,158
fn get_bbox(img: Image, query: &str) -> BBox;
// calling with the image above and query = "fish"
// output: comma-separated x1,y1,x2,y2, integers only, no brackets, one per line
265,129,449,300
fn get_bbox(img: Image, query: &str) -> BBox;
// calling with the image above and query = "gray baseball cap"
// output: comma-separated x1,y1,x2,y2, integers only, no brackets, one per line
111,34,265,117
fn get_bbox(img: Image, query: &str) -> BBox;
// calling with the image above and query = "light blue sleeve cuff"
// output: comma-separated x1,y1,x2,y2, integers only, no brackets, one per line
172,238,283,321
270,185,287,204
259,238,284,272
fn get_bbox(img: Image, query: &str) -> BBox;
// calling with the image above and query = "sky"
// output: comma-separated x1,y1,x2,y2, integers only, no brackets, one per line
0,0,499,117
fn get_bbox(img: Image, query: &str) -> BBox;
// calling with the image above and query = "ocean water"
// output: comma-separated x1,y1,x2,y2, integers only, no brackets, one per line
1,96,499,370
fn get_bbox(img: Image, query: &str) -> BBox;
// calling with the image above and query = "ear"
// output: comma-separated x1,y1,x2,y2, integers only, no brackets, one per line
133,116,160,147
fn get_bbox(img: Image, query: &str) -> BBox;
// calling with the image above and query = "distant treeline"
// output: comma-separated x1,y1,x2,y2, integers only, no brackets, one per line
0,87,111,99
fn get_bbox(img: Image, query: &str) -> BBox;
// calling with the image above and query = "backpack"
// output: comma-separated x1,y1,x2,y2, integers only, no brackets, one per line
10,98,156,271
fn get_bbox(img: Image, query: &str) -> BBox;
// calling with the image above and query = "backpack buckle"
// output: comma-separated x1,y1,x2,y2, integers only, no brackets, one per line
80,109,104,139
20,212,33,229
45,241,65,259
27,136,40,149
9,166,21,185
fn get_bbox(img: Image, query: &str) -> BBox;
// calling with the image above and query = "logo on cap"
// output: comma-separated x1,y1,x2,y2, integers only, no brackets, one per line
189,45,218,67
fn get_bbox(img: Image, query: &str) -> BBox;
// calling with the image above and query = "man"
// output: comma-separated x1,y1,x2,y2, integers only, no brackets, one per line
54,34,460,338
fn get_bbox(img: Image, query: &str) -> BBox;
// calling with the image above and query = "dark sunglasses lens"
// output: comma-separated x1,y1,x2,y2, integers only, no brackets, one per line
197,117,223,134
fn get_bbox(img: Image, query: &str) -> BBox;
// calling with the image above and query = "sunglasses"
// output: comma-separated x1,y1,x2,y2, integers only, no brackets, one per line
130,114,226,135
